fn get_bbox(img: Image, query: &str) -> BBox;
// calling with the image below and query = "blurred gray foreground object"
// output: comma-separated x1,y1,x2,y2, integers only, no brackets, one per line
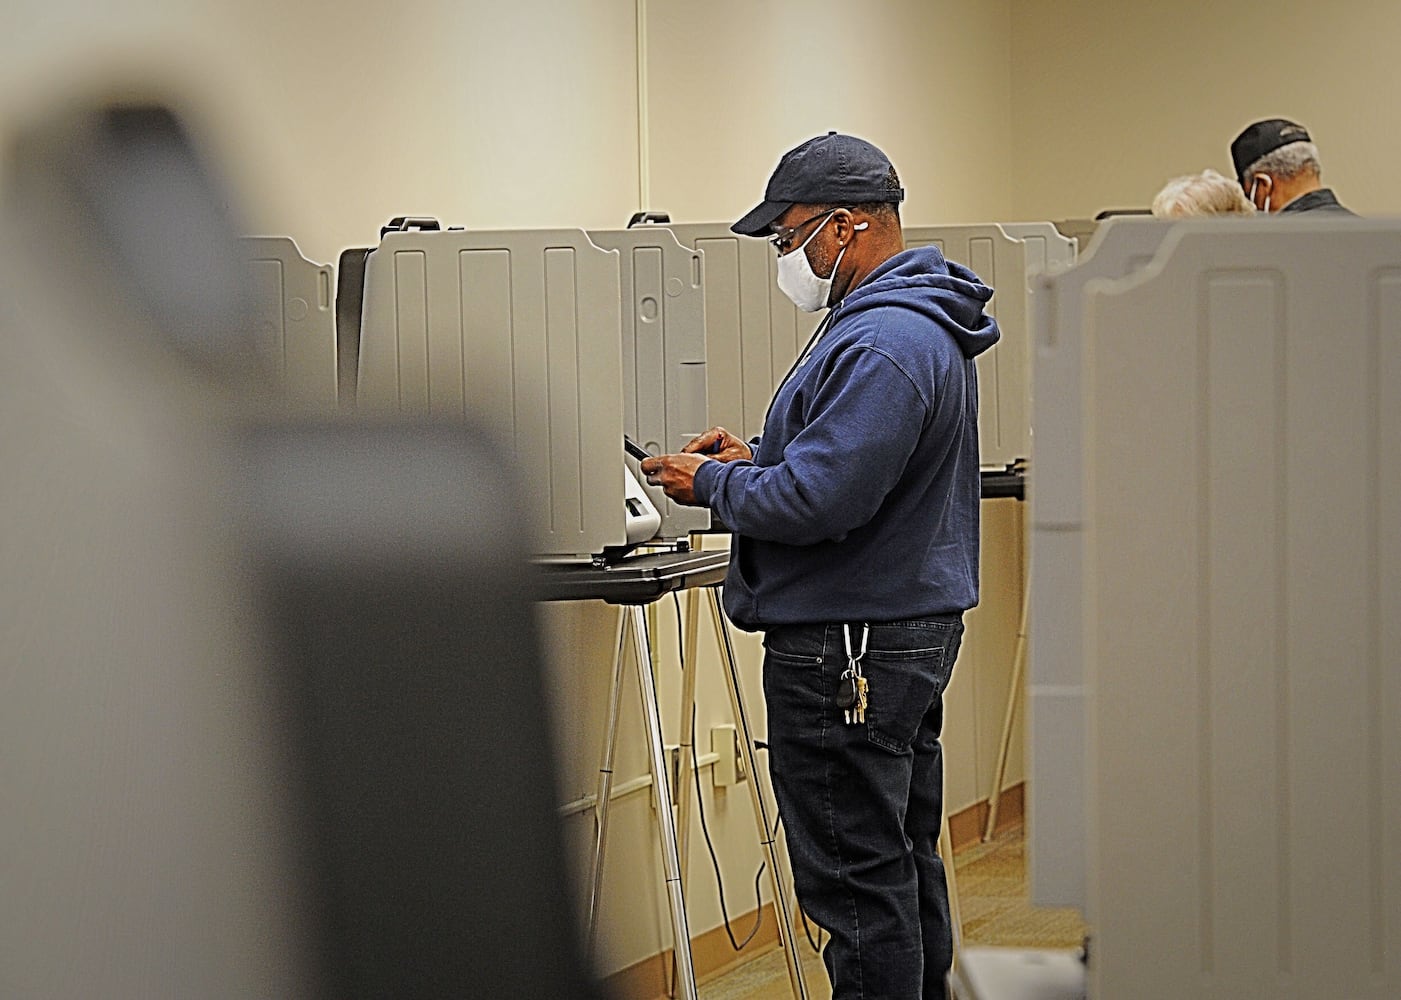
237,419,609,1000
0,99,307,999
1,96,608,999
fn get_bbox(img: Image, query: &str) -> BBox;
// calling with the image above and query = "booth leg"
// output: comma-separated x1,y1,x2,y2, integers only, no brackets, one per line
984,584,1029,842
627,605,698,1000
670,588,702,998
706,588,810,1000
585,608,629,955
940,817,964,972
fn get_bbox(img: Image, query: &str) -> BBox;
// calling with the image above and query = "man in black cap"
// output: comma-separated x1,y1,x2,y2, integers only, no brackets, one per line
1230,117,1356,214
642,133,1000,998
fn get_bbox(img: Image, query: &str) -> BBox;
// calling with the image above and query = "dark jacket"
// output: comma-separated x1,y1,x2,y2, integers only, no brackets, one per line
693,245,1001,631
1281,188,1356,215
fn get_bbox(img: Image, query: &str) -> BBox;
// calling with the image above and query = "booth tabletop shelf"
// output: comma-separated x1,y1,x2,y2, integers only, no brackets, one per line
980,468,1026,501
532,549,730,605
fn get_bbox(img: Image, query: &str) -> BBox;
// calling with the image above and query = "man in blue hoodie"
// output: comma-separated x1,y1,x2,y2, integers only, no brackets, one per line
641,133,999,999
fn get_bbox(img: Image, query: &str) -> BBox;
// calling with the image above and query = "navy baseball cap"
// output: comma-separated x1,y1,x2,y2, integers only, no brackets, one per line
1230,118,1313,184
731,132,905,237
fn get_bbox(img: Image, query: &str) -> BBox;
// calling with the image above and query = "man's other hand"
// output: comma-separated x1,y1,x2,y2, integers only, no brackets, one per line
681,426,752,463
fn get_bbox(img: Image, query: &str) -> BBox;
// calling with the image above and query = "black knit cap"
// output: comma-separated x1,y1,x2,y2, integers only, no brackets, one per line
1230,118,1313,185
731,132,905,237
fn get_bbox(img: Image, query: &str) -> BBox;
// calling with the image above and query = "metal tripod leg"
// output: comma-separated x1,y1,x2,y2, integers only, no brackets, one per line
940,817,964,974
585,608,629,955
984,583,1029,842
674,588,702,877
706,587,810,1000
670,588,702,998
627,605,698,1000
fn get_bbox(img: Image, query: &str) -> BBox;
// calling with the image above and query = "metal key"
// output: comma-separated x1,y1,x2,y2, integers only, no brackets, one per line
854,675,869,724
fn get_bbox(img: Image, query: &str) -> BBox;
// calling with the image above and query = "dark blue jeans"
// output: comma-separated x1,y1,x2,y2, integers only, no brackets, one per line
762,617,963,1000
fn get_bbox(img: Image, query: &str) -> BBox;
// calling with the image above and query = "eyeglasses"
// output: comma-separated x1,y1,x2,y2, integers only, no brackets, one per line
768,208,849,256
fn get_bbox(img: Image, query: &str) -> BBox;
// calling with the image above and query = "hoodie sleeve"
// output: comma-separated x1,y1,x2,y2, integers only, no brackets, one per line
693,342,930,545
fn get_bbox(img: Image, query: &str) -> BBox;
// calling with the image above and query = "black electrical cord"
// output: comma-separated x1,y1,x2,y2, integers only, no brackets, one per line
799,901,824,952
692,703,766,950
669,592,764,951
666,593,826,956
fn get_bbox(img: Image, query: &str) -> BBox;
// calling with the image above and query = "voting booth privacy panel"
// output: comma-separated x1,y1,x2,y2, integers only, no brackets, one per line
240,236,338,409
1026,218,1178,910
658,222,824,446
354,225,713,561
264,219,1055,557
587,226,710,538
355,227,627,561
996,222,1077,280
1031,217,1401,999
661,221,1054,473
904,224,1050,471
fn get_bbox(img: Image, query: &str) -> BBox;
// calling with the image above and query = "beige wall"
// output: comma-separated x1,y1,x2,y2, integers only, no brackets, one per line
1008,0,1401,220
645,0,1015,226
0,0,642,265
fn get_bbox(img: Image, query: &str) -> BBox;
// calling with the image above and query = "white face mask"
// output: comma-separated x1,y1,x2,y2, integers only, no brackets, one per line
1248,175,1271,213
775,212,867,312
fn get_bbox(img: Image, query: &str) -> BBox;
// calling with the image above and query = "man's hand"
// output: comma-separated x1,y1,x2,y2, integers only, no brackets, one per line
681,426,752,463
639,452,710,506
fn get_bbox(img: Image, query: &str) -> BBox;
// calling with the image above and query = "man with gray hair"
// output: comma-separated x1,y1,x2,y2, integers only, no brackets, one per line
1230,117,1356,214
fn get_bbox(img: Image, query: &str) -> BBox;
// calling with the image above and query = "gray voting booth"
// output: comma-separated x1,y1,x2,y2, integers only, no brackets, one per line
3,93,610,1000
657,222,823,444
998,222,1077,279
356,227,632,562
658,221,1053,474
355,224,717,559
240,236,338,408
1026,218,1177,911
905,224,1045,472
1017,217,1401,1000
588,226,711,538
1051,218,1100,255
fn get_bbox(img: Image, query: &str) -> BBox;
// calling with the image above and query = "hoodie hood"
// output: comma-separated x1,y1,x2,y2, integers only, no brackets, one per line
839,245,1000,359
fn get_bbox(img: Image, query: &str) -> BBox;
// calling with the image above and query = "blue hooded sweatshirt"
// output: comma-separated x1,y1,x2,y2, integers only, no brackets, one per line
692,245,1000,632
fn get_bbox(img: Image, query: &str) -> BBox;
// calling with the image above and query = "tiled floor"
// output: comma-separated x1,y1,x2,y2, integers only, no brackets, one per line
700,822,1085,999
952,823,1087,951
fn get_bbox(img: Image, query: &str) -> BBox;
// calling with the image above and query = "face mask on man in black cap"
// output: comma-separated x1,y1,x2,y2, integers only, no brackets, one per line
773,209,869,312
731,132,904,310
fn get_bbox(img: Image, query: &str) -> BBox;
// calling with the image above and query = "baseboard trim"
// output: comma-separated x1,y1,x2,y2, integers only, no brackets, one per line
948,781,1025,852
603,902,783,1000
602,783,1025,1000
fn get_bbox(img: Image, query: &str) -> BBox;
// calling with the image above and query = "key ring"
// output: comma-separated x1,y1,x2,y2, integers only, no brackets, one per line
843,623,869,674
